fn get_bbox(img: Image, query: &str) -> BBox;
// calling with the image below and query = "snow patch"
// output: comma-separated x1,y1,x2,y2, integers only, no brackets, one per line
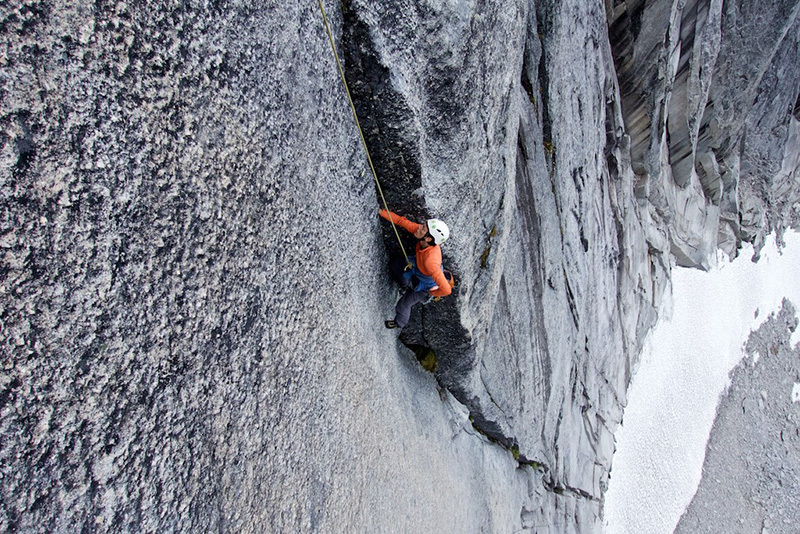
604,230,800,534
792,383,800,403
791,312,800,350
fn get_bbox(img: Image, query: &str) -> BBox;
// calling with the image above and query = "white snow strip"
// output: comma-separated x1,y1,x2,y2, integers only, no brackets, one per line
792,383,800,403
791,311,800,350
604,230,800,534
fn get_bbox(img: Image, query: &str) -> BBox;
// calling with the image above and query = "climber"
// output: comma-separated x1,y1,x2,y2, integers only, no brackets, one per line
379,209,454,330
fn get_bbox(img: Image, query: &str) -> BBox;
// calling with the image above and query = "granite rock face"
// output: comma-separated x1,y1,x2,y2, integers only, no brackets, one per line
609,0,800,267
1,0,799,532
675,300,800,534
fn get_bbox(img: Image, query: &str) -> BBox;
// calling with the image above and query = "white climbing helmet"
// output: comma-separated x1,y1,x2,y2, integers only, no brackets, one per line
427,219,450,245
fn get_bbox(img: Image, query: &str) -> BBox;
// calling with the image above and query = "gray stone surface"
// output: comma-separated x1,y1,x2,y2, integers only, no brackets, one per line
675,300,800,534
1,0,798,532
342,0,668,517
608,0,800,267
0,0,591,531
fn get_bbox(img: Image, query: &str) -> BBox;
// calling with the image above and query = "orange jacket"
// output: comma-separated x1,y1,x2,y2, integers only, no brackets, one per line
379,209,452,297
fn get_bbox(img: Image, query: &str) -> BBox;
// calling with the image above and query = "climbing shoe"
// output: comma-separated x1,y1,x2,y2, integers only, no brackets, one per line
384,320,398,329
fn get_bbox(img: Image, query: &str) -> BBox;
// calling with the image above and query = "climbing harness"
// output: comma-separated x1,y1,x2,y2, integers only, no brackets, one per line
316,0,411,268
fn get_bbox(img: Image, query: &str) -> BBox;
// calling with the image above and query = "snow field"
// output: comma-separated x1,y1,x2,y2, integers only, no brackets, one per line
603,230,800,534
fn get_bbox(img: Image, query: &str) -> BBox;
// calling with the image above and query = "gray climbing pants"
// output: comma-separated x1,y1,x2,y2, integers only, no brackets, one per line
394,288,430,329
389,256,430,328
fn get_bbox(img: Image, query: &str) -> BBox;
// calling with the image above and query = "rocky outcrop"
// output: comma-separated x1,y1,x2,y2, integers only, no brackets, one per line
675,300,800,533
341,0,669,515
1,0,798,532
609,0,800,266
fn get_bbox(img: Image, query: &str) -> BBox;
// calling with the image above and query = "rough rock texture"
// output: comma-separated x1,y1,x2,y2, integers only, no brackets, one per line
1,0,799,532
0,1,569,532
675,300,800,534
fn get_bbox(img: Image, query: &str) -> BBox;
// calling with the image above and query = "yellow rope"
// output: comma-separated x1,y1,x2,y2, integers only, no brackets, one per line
316,0,411,267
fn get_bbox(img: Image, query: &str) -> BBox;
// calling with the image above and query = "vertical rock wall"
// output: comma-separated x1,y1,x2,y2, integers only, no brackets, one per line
608,0,800,267
2,1,545,531
0,1,390,530
342,0,670,518
2,0,799,532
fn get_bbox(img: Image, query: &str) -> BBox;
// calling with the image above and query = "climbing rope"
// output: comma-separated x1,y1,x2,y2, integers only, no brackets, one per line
316,0,411,267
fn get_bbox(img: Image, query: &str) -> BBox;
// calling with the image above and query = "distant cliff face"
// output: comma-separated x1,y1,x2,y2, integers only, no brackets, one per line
609,0,800,266
1,0,798,532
